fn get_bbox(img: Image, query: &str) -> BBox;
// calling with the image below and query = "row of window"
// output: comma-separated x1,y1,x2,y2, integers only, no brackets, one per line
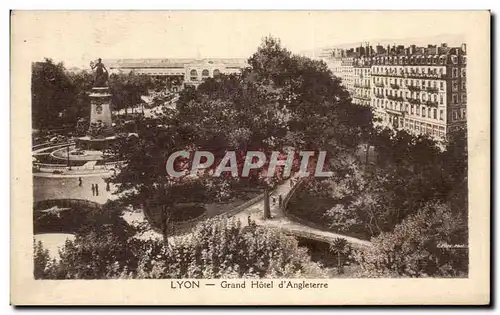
451,108,467,121
189,69,221,81
404,120,446,138
367,54,466,66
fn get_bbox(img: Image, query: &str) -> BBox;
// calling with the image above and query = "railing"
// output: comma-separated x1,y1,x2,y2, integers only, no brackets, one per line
387,95,404,102
407,85,421,92
372,72,447,79
374,82,384,88
407,98,421,105
426,87,439,93
34,198,103,211
425,100,439,107
390,83,400,89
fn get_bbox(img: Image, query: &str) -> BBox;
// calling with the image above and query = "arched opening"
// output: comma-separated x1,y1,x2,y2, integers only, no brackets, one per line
213,69,220,77
190,69,198,81
201,69,209,78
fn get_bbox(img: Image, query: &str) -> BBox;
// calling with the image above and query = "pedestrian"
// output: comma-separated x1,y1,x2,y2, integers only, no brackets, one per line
79,177,82,187
278,195,282,208
106,181,110,192
272,196,276,205
290,179,293,187
91,184,95,196
95,183,99,196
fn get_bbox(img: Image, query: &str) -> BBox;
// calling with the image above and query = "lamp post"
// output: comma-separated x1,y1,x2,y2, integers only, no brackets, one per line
66,145,72,170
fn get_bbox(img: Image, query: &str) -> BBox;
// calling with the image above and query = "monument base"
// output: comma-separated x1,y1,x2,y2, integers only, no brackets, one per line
76,135,117,151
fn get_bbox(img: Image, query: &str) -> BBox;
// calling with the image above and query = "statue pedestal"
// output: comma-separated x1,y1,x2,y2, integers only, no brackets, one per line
89,87,112,129
76,86,116,151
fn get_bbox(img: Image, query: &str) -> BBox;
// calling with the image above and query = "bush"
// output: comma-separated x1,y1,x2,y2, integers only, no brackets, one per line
34,217,328,279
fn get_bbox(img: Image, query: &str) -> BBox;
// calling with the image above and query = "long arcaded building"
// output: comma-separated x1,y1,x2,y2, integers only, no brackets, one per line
104,58,248,91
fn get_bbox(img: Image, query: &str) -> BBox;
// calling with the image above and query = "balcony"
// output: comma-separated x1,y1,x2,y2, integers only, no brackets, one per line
385,107,404,116
425,100,439,108
426,87,439,93
407,98,421,105
387,95,404,102
405,72,446,79
390,83,400,89
407,85,421,92
354,95,371,101
374,82,384,88
374,93,384,99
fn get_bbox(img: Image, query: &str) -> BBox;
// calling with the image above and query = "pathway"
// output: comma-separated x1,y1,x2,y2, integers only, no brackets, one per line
229,180,372,247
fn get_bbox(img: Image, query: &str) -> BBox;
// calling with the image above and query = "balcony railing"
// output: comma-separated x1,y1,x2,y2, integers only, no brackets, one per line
354,95,371,101
406,72,445,79
374,93,384,99
372,72,447,79
407,85,421,92
425,100,439,108
426,87,439,93
387,95,404,102
407,98,421,105
374,82,384,88
390,83,400,89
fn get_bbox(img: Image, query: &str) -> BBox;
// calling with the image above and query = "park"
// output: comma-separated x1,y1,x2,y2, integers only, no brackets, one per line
32,37,468,279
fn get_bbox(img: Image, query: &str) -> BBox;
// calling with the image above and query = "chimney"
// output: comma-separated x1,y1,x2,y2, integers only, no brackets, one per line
461,43,467,53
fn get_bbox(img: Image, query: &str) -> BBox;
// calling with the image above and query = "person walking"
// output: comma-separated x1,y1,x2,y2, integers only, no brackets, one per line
278,195,283,208
78,177,83,187
95,183,99,196
91,184,95,196
106,181,110,192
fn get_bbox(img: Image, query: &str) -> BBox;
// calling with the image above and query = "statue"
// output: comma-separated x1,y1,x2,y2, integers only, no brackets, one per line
90,58,109,87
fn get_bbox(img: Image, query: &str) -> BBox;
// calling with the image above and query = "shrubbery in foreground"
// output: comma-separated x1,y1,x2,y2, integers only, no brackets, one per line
34,217,329,279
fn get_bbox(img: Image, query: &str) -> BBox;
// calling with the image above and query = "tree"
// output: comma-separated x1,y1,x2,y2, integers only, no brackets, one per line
353,202,468,278
31,59,78,130
108,71,152,114
329,238,353,275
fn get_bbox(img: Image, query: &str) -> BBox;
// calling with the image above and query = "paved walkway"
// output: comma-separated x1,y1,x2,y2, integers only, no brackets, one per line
229,180,371,247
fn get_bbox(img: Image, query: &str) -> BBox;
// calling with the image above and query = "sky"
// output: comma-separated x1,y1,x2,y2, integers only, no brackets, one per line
12,11,467,68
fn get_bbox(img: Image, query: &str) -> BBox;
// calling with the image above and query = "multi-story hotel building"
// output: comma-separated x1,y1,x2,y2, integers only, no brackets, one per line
322,43,467,139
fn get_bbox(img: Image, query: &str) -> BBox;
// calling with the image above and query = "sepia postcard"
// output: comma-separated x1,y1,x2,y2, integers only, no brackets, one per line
10,10,490,305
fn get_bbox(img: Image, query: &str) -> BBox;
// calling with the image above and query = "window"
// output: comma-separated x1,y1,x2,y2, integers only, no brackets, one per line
190,69,198,81
452,110,458,121
433,109,437,119
213,69,221,76
452,81,459,92
461,108,466,119
439,110,444,120
440,81,444,90
422,107,426,117
440,95,444,104
452,94,458,104
201,69,210,78
452,68,458,78
428,108,431,118
462,93,467,103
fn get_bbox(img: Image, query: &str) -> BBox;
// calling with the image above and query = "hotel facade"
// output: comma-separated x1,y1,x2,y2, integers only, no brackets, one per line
323,43,467,139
